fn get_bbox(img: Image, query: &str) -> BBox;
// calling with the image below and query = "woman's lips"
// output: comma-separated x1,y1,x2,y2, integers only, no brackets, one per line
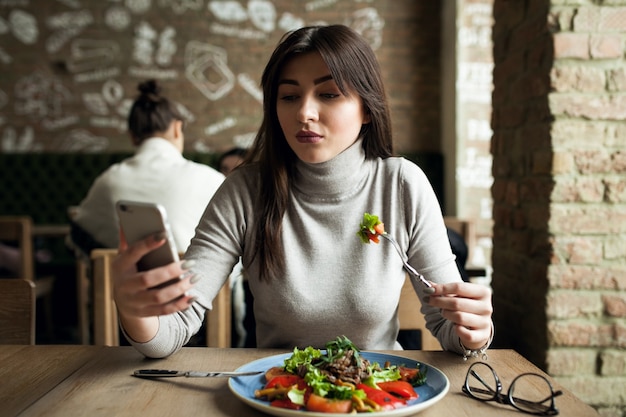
296,131,323,143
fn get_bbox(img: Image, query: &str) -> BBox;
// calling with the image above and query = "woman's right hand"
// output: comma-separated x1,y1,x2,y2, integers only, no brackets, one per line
112,232,197,343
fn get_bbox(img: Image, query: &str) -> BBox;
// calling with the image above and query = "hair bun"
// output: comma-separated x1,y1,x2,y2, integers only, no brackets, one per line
137,79,161,97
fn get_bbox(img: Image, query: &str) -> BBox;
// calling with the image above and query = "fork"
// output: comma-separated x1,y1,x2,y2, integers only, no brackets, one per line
380,234,432,288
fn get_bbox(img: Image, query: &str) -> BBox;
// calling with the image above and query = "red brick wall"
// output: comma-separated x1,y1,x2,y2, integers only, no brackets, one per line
492,0,626,414
0,1,441,154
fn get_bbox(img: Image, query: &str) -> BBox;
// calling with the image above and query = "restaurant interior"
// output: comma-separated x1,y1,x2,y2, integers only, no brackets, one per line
0,1,623,416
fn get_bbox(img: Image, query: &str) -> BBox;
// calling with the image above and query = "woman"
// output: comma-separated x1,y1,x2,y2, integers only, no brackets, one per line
113,25,493,358
71,80,224,252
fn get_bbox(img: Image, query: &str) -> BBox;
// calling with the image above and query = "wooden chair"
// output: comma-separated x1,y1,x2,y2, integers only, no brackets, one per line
443,216,486,277
398,275,441,350
0,216,55,339
0,279,36,344
90,248,231,347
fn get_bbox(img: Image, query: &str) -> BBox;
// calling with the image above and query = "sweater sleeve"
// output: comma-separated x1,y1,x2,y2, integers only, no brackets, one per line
398,159,492,354
125,171,253,358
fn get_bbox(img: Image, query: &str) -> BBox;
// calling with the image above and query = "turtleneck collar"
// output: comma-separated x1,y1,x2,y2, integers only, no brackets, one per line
292,138,368,199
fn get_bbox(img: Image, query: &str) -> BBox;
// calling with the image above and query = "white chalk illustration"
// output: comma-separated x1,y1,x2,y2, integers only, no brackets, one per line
344,7,384,50
45,10,94,53
9,9,38,44
173,101,195,124
207,0,247,22
126,0,152,14
185,41,235,101
102,79,124,105
55,128,109,152
278,12,304,33
1,126,42,152
83,92,109,115
0,16,9,35
133,21,157,65
248,0,275,33
159,0,203,15
156,26,176,66
67,39,120,73
237,73,262,103
105,5,132,31
14,72,72,119
204,116,236,136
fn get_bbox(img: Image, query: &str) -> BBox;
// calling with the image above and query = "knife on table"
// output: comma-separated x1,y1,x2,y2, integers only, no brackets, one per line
134,369,263,378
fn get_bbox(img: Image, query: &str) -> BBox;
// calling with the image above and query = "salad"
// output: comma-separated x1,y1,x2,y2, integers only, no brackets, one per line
357,213,386,244
254,336,427,413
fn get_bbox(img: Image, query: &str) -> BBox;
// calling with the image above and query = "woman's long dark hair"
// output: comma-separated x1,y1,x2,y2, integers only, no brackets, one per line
127,79,183,145
247,25,393,282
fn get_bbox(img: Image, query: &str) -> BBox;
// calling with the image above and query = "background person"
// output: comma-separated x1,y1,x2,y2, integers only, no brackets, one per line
70,79,224,253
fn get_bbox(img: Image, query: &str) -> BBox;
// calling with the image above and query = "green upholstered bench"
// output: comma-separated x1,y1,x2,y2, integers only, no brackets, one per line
0,151,442,226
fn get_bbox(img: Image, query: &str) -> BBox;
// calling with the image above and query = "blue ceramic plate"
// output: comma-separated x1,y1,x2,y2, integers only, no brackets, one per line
228,352,449,417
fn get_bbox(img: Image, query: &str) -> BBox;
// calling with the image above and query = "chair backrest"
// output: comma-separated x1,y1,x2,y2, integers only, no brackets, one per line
398,275,441,350
0,279,36,344
0,216,34,281
444,216,475,262
90,249,231,347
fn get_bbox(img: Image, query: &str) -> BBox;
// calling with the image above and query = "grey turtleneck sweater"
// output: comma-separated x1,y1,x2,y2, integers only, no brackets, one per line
128,140,472,357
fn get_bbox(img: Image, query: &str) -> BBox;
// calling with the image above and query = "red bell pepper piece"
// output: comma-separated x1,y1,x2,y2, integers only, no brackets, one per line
356,383,406,410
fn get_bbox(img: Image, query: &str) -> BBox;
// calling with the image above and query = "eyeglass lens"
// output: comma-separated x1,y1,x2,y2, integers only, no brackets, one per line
465,362,559,415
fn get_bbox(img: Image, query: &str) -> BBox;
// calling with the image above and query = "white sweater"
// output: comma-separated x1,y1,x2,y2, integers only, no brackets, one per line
73,138,224,251
128,140,474,357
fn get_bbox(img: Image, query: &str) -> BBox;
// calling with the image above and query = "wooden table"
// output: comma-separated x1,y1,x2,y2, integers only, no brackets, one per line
1,346,599,417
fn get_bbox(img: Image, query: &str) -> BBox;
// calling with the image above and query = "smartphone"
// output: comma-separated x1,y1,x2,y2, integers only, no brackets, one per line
116,200,180,273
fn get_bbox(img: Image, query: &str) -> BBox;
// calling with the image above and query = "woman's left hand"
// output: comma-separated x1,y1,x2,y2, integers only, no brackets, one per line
425,281,493,350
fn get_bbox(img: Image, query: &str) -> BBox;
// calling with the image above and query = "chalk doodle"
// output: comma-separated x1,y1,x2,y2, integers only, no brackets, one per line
278,12,305,33
345,7,384,50
185,41,235,101
232,131,255,148
156,26,176,66
173,101,195,124
306,0,338,12
83,80,132,130
54,128,109,152
126,0,152,14
14,72,72,119
42,115,79,130
46,10,94,53
67,39,120,73
8,9,38,44
210,22,266,40
1,126,42,152
159,0,203,15
248,0,276,33
133,21,157,66
129,21,179,79
207,0,248,23
237,73,262,103
75,67,121,83
204,116,237,136
105,5,132,31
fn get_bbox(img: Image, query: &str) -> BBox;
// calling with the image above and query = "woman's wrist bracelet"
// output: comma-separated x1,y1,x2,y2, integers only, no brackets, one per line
460,324,494,361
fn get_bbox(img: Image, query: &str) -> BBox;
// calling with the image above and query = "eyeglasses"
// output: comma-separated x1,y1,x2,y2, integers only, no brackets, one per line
462,362,563,415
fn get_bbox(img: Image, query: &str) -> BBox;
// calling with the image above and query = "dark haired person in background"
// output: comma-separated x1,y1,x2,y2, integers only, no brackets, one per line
70,79,224,252
217,147,248,176
112,26,493,357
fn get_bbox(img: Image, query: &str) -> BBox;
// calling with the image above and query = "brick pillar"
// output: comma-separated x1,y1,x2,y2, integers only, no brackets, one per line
491,0,626,414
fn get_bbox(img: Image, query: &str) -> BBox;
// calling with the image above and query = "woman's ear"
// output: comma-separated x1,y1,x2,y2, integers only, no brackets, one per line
173,119,184,139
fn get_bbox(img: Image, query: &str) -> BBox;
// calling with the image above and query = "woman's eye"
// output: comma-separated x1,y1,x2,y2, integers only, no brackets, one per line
279,94,298,101
320,93,340,99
